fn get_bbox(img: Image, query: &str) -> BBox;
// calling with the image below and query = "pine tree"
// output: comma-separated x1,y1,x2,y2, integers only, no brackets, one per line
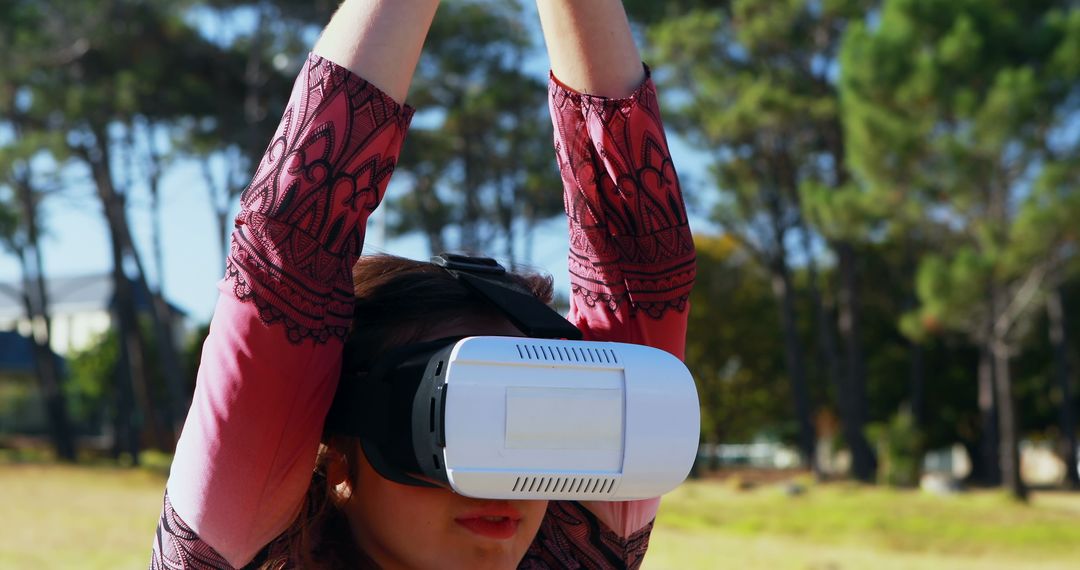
841,0,1080,499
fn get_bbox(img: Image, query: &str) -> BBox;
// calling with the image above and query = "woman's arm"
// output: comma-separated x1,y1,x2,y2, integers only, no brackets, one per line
528,0,697,563
314,0,440,104
535,0,694,358
535,0,644,98
154,2,437,568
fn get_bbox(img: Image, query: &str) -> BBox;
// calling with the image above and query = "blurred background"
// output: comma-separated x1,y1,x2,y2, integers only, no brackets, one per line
1,0,1079,568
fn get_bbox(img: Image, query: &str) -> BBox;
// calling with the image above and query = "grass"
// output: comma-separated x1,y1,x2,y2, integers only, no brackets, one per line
1,462,1078,569
644,479,1080,569
0,463,167,569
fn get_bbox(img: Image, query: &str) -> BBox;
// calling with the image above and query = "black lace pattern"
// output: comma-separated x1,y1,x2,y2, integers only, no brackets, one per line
226,54,413,344
549,71,696,319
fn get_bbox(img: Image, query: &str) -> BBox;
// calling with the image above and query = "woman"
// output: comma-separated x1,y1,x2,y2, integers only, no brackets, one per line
150,0,695,568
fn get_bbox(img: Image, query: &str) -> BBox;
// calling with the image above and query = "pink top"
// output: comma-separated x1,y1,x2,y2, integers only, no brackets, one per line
152,54,695,569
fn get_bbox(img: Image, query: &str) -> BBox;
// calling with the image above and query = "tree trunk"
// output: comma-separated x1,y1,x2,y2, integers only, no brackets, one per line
200,157,233,269
127,239,188,441
109,231,146,465
412,176,446,255
501,182,515,267
818,111,875,480
800,226,842,400
217,207,231,268
523,215,537,267
84,124,188,445
836,241,877,481
799,225,837,480
82,131,171,451
143,121,167,296
992,339,1027,501
974,342,1002,485
460,116,479,252
902,242,926,428
770,262,818,474
142,122,190,438
17,254,76,461
908,341,926,427
13,177,76,461
1047,287,1079,488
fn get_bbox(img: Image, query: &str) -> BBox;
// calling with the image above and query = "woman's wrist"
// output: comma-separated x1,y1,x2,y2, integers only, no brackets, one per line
313,0,441,104
535,0,643,98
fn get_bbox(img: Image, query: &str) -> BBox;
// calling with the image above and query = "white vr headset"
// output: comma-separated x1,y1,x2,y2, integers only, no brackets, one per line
326,255,700,501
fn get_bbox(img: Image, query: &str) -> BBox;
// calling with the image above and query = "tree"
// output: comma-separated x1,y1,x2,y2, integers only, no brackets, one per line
0,0,76,461
686,235,791,446
183,0,326,265
629,0,879,479
1047,286,1079,487
7,0,251,454
391,0,563,260
841,0,1080,499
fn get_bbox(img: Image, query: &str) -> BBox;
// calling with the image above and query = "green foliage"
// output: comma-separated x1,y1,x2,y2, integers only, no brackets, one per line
0,373,46,434
65,330,119,430
687,235,790,442
391,0,562,257
910,249,993,334
843,238,981,450
65,317,208,434
633,0,887,478
867,408,924,487
842,0,1080,344
800,181,891,242
175,0,317,208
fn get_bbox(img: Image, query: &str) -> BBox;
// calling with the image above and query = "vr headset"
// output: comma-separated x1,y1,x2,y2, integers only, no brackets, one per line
326,254,700,501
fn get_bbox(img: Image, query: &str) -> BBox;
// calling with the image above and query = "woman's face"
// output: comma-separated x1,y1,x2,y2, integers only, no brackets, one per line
336,318,548,570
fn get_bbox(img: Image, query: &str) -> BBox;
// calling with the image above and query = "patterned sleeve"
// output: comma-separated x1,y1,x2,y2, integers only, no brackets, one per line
521,502,653,570
532,68,696,565
152,53,413,569
550,69,695,357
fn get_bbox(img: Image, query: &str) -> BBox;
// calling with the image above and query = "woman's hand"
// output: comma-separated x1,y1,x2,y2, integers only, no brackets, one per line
313,0,441,104
535,0,644,98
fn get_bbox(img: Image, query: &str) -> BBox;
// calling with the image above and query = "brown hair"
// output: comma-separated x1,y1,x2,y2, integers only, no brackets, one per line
259,254,553,569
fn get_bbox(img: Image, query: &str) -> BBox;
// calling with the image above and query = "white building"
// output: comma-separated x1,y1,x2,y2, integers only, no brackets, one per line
0,274,187,357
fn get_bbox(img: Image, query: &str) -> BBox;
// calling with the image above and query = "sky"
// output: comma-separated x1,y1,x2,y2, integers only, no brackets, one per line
0,7,715,325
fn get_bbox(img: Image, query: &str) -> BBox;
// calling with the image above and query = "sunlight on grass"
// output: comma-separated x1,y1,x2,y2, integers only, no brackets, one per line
2,464,1079,569
644,480,1080,570
0,463,166,569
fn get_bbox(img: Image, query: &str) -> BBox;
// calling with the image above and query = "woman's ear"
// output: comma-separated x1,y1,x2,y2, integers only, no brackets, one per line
325,446,353,505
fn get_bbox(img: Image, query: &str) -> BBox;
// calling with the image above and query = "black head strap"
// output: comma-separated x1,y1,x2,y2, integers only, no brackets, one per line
326,337,459,488
432,253,583,340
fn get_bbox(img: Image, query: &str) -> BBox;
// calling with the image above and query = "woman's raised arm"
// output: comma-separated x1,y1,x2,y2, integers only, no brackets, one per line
535,0,695,362
152,2,437,568
525,1,697,563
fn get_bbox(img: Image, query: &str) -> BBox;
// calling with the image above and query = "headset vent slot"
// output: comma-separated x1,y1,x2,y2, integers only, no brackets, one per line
514,344,617,365
511,475,617,496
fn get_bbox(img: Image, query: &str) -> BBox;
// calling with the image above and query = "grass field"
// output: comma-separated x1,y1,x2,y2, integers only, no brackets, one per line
645,478,1080,569
2,463,1078,569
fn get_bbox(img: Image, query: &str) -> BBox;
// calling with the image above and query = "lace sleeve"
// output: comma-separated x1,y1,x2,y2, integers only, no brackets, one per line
549,68,696,323
161,54,414,568
520,501,653,570
226,53,414,344
544,66,694,556
150,492,233,570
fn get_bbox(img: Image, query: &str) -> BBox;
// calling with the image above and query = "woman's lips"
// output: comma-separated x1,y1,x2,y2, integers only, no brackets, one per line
455,516,521,539
455,505,523,540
